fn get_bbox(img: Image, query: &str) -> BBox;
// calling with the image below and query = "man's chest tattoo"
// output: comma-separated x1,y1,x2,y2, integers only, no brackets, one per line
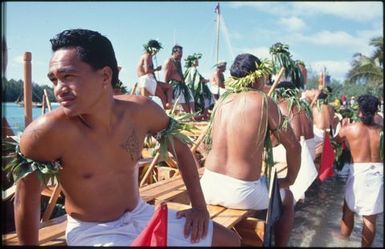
120,130,140,161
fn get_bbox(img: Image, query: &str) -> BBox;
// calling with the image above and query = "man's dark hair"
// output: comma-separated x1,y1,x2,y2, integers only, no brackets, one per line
230,53,261,78
172,45,183,54
50,29,119,87
318,86,332,100
357,94,379,125
146,39,162,50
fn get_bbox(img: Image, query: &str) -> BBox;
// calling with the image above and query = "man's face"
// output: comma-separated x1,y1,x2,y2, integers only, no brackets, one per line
218,65,226,72
48,48,108,116
173,49,183,60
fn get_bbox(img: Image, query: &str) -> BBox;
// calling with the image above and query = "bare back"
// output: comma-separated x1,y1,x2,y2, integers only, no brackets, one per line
136,53,154,77
205,91,270,181
312,104,334,130
278,100,314,140
338,122,382,163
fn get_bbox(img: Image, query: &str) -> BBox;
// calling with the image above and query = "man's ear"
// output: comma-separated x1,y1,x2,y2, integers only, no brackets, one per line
102,66,113,87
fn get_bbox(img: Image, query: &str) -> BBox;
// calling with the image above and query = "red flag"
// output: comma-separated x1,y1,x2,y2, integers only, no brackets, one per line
318,133,335,182
131,202,168,246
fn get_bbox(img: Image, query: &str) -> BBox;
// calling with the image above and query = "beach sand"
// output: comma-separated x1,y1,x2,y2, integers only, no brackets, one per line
289,175,383,247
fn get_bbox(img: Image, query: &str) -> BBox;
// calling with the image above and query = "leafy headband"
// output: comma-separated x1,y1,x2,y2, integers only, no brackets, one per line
225,59,273,93
184,53,202,68
143,40,163,54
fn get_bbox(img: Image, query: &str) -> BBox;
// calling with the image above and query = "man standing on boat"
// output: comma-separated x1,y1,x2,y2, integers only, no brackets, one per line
184,53,214,120
209,61,227,100
163,45,195,114
336,94,383,247
136,39,173,109
200,53,301,246
10,29,240,246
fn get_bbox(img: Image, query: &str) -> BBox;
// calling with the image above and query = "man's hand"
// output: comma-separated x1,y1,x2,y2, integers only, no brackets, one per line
341,117,350,127
176,207,209,243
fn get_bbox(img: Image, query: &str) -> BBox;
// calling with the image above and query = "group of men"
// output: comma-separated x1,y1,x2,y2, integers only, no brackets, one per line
4,29,383,247
136,40,226,120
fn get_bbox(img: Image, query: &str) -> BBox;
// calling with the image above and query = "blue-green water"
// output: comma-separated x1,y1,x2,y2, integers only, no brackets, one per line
2,102,59,134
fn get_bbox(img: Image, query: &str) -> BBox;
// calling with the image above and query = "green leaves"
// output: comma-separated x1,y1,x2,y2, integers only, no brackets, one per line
184,53,203,68
152,114,198,161
2,137,62,186
225,59,273,93
269,42,305,89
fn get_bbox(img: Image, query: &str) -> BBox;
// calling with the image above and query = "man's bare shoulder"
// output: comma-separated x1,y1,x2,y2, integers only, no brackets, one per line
114,94,151,105
163,57,173,67
114,95,165,117
20,108,73,161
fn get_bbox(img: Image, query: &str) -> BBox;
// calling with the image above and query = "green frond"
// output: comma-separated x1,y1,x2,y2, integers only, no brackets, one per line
2,138,62,187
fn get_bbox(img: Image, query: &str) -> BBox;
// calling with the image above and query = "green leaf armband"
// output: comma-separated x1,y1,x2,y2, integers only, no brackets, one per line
2,137,62,186
152,117,197,161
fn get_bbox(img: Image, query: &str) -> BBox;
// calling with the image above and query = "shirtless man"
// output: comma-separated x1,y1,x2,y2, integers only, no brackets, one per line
200,54,301,246
163,45,195,113
136,40,172,109
336,94,383,247
303,87,335,155
13,29,239,246
270,81,317,203
210,61,226,100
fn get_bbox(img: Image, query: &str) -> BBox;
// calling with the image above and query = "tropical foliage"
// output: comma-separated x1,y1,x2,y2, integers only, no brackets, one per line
346,36,383,88
269,42,305,89
2,78,55,102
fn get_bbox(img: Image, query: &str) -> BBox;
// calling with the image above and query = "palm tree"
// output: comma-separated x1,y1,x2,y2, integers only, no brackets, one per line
346,36,383,89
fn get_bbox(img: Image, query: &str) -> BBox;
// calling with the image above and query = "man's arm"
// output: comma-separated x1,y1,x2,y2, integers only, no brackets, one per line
14,172,42,245
163,59,173,83
143,99,209,243
267,98,301,188
335,118,349,144
16,113,63,245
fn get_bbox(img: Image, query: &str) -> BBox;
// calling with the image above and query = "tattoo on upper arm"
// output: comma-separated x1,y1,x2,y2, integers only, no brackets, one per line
120,130,140,161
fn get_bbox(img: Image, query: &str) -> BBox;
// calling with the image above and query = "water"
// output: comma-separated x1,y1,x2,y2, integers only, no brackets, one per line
2,102,59,134
290,175,383,247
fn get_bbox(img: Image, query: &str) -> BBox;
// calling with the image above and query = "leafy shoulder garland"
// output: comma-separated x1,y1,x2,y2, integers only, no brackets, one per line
271,88,312,129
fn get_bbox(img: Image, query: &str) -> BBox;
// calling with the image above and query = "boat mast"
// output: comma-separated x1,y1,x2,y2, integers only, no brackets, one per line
215,2,220,64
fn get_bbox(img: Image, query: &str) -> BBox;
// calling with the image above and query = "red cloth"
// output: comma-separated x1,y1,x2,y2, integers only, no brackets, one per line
131,202,168,247
318,133,335,182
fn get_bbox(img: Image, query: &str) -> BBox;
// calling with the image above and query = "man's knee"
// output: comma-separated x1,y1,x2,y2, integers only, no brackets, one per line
282,189,294,208
211,222,241,246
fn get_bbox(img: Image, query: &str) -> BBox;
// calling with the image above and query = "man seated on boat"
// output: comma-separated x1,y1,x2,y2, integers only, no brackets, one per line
136,39,173,109
163,45,195,114
10,29,240,246
200,53,301,247
209,61,227,100
335,94,383,247
184,53,214,121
